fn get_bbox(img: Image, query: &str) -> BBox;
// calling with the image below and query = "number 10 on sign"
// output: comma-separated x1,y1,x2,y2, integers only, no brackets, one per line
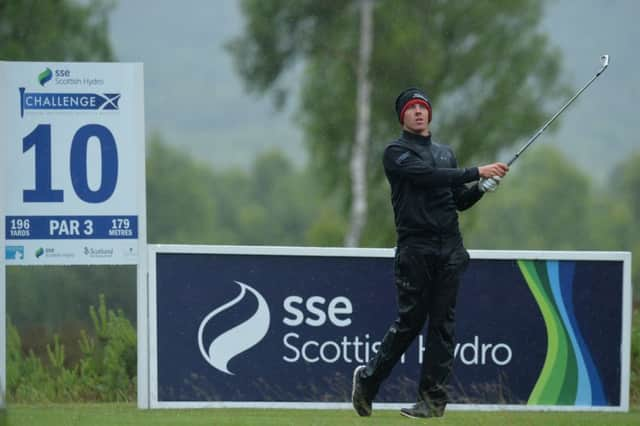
23,123,118,204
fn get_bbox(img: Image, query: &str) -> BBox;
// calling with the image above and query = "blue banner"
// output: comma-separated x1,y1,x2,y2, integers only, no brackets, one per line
153,250,625,407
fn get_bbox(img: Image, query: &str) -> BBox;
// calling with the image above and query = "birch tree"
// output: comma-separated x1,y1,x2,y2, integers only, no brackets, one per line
345,0,373,246
228,0,568,246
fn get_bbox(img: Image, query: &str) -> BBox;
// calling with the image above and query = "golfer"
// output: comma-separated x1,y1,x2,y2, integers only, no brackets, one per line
352,87,509,419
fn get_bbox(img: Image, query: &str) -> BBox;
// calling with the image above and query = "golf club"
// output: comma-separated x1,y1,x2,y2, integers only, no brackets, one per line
507,54,610,167
480,54,609,192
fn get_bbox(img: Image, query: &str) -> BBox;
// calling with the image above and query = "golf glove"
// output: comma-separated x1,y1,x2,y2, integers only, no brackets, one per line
479,176,501,193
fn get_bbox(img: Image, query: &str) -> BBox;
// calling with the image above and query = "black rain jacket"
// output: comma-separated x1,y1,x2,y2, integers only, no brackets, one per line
383,130,484,253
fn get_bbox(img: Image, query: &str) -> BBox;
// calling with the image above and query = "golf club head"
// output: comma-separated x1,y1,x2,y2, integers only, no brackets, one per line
599,54,609,72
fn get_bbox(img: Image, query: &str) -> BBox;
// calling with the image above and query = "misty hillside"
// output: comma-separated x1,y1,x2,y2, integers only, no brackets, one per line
109,0,639,182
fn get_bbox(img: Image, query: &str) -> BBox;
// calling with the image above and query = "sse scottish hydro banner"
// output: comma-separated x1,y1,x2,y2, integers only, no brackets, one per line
1,61,145,265
148,246,631,411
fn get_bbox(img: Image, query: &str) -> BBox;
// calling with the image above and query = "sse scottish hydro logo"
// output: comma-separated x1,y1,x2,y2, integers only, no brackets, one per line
38,68,53,86
197,281,270,375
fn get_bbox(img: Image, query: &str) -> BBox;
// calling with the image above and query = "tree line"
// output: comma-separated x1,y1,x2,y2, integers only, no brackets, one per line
8,137,639,335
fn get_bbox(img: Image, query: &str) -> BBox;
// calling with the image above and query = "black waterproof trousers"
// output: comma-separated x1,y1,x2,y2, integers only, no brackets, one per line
359,244,470,407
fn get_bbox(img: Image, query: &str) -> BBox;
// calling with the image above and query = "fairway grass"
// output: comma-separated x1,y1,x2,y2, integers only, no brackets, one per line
1,404,640,426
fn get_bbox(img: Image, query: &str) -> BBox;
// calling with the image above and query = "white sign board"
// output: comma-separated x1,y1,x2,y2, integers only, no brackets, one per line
0,62,145,265
0,61,148,408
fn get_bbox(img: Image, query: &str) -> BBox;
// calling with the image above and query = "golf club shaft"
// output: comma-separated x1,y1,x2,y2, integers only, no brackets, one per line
507,55,609,167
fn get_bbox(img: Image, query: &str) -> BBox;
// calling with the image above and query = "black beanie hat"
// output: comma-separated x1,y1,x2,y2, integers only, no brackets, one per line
395,87,432,123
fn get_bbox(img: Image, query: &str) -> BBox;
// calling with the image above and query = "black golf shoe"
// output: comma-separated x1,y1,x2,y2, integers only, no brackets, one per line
399,401,445,419
351,365,372,417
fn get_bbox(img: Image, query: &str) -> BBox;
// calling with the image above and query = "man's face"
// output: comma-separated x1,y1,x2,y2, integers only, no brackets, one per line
402,102,430,135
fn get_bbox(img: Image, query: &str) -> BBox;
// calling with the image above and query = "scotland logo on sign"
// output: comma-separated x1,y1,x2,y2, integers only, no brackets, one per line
197,281,270,375
5,245,25,260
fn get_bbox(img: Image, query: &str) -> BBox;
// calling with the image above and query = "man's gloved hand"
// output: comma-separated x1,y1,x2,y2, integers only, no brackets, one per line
479,176,501,193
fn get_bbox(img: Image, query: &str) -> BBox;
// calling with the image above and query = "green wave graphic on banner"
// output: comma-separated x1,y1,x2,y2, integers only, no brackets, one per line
518,260,577,404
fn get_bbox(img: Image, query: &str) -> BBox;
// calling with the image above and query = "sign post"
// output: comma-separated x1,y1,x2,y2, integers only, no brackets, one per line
0,126,5,407
0,61,147,407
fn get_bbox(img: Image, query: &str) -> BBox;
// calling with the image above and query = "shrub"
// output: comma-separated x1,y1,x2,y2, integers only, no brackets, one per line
6,295,136,402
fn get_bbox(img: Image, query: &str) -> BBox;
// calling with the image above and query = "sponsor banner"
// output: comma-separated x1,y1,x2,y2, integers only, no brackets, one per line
149,246,630,410
0,61,145,265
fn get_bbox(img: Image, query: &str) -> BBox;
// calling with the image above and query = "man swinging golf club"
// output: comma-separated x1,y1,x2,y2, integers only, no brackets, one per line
351,87,508,419
352,55,608,419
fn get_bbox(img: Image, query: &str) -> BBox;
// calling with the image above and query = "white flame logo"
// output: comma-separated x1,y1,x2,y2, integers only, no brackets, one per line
197,281,270,375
